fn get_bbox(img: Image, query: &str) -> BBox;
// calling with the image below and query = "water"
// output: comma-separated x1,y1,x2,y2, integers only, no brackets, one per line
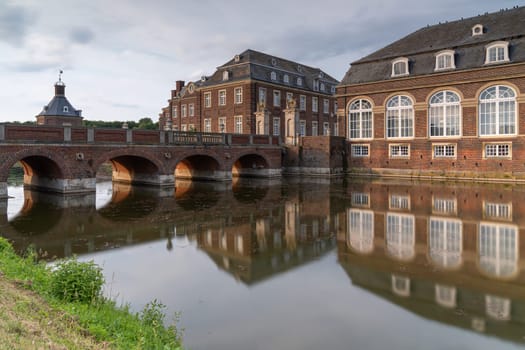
2,178,525,350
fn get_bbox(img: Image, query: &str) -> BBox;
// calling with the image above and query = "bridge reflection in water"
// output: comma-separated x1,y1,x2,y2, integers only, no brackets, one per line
2,179,525,347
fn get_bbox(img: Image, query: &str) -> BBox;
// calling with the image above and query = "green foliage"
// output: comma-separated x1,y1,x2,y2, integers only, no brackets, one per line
50,259,104,303
138,300,183,350
83,118,159,130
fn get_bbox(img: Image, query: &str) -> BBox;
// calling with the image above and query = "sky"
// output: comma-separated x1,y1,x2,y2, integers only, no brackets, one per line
1,0,523,123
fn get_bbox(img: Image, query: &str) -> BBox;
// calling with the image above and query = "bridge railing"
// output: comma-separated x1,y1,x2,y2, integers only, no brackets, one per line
0,124,280,147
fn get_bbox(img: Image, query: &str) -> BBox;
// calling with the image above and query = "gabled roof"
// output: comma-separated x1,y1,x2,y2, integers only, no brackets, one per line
341,6,525,85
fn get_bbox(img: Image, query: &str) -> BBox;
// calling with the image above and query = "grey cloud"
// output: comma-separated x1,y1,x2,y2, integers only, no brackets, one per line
69,27,95,44
0,3,34,46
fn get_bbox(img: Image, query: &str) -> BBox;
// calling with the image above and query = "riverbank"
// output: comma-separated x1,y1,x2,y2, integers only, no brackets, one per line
0,237,182,349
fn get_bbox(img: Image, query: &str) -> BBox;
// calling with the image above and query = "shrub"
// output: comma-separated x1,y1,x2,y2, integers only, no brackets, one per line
50,259,104,304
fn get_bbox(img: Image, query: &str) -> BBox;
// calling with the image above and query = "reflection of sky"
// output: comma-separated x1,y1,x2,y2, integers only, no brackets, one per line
6,181,114,220
79,241,525,350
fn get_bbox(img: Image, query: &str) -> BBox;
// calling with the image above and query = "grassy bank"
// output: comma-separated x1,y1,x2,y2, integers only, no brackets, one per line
0,237,182,349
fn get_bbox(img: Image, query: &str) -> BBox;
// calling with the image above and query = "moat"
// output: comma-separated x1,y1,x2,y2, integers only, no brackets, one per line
2,178,525,350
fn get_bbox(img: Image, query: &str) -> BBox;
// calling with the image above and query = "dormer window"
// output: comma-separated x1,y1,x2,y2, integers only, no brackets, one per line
283,74,289,84
472,24,484,36
435,50,455,71
320,83,325,92
234,54,240,62
485,41,510,64
270,71,277,81
271,58,277,66
313,79,319,91
297,77,303,86
63,106,69,112
222,71,229,81
391,57,409,77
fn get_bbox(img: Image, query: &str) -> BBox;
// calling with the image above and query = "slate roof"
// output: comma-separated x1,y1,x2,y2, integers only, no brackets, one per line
341,6,525,85
191,49,339,95
37,83,82,118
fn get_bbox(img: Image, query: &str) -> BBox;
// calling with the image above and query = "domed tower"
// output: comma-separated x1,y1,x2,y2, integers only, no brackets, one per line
36,71,83,127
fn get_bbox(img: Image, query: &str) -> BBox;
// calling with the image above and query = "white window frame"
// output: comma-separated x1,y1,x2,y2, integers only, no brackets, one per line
299,120,306,136
273,90,281,107
479,85,516,137
312,121,318,136
433,143,457,159
386,95,414,139
189,103,194,117
234,87,243,104
323,122,330,136
389,144,410,158
391,57,409,77
312,97,318,113
204,118,211,132
299,95,306,111
392,275,410,297
347,209,374,254
323,99,329,114
234,115,243,134
222,71,229,81
479,222,518,278
429,217,463,269
485,41,510,64
297,77,303,86
218,117,226,133
349,99,373,140
429,90,461,138
204,92,211,108
386,213,415,261
283,74,289,84
181,104,187,118
218,90,226,106
483,201,512,221
351,144,370,157
259,87,266,105
483,142,511,159
435,50,456,71
273,117,280,136
351,192,370,207
432,197,457,215
172,106,178,118
270,71,277,81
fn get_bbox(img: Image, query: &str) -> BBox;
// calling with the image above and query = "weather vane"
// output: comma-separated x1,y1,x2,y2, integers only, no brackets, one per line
58,70,63,83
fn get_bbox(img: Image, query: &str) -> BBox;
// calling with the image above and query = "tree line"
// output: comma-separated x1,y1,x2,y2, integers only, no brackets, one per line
3,117,159,129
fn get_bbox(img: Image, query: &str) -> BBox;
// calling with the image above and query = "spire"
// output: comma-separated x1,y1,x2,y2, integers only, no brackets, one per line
55,70,65,96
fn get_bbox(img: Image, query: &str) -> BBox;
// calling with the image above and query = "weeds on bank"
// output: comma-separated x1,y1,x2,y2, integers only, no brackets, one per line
0,237,183,349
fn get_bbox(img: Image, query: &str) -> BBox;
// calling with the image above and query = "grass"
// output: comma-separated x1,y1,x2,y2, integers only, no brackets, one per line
0,237,183,349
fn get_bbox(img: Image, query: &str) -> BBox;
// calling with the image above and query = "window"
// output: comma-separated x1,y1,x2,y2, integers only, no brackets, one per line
234,87,243,104
218,90,226,106
273,117,280,136
273,90,281,107
189,103,194,117
323,122,330,135
234,115,243,134
63,106,69,112
172,106,178,118
348,209,374,254
429,217,462,268
351,144,370,157
351,192,370,207
181,124,187,131
286,92,293,103
320,83,325,92
472,24,484,36
479,85,516,136
479,223,518,278
188,124,195,131
313,79,319,91
429,90,461,137
312,121,318,136
259,87,266,104
392,57,409,77
484,202,512,220
484,143,511,158
312,97,319,113
387,95,413,138
283,74,289,83
435,285,457,309
270,71,277,81
389,194,410,210
323,99,329,114
433,144,456,158
389,144,410,158
486,295,511,321
235,234,244,254
392,275,410,297
349,99,373,140
297,77,303,86
299,95,306,111
433,197,457,215
204,93,211,108
386,213,415,261
204,118,211,132
222,71,229,81
181,104,187,118
485,41,510,64
435,50,455,71
299,120,306,136
218,117,226,133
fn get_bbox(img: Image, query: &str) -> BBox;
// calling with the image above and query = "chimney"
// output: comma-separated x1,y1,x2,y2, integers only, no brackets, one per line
175,80,185,93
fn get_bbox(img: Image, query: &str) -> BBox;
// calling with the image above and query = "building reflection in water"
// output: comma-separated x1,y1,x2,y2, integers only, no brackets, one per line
337,180,525,344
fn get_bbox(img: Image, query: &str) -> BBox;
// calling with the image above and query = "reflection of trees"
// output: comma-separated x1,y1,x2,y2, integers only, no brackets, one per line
9,202,62,236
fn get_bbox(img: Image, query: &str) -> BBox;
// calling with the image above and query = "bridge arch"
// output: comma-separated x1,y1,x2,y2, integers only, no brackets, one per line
95,149,173,187
232,152,272,178
175,154,228,181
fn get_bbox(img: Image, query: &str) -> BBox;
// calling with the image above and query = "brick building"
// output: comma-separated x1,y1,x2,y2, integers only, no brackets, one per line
337,7,525,181
36,73,83,127
159,49,339,144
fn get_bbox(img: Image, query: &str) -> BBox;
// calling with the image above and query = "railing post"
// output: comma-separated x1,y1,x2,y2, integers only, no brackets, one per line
227,134,232,145
159,131,165,144
126,129,133,143
197,133,202,144
168,131,174,144
0,125,4,141
87,128,94,143
249,135,253,144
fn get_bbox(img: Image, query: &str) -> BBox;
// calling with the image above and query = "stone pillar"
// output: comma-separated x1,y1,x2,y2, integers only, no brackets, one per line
254,102,269,135
284,99,300,145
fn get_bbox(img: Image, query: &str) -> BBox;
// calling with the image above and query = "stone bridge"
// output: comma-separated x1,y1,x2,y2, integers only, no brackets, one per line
0,124,282,198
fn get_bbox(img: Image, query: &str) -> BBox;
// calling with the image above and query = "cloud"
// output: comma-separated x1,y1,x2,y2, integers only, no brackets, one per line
0,3,34,46
69,27,95,44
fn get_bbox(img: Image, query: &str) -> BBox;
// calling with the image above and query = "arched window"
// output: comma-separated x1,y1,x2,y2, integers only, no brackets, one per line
479,85,516,136
349,99,373,140
270,71,277,81
386,95,413,138
429,90,461,137
435,50,455,71
283,74,289,83
391,57,409,77
485,41,509,64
